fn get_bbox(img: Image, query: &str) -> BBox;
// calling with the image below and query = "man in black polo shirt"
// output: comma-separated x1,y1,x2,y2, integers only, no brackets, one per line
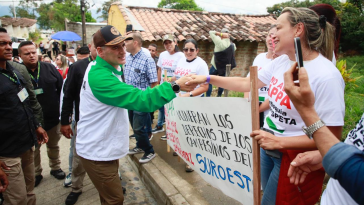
0,28,48,205
19,41,65,187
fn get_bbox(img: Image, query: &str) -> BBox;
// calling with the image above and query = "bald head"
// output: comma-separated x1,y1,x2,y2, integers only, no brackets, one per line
132,33,142,46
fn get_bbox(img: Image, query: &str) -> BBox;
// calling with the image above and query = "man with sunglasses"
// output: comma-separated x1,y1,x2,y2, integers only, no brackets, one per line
75,26,196,204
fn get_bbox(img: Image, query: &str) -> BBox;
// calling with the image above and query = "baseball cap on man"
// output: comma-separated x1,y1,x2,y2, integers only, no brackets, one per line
93,25,127,48
163,34,174,42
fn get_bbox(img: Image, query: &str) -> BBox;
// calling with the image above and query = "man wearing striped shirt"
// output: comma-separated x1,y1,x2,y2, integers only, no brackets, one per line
124,32,158,163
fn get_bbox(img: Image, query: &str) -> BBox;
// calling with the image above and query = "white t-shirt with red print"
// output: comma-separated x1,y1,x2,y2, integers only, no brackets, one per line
157,51,185,84
174,56,209,96
258,54,345,137
248,52,272,118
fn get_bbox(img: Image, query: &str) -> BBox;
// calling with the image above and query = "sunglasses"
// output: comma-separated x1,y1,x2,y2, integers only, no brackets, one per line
183,48,195,52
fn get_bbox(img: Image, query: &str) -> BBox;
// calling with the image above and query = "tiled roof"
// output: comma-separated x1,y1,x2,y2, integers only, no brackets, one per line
112,2,276,42
0,17,37,28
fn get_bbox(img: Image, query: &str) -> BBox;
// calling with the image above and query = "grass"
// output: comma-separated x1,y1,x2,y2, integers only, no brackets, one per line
340,55,364,139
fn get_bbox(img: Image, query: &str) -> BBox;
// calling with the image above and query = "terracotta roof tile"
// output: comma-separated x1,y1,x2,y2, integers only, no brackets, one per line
114,3,276,42
0,17,37,28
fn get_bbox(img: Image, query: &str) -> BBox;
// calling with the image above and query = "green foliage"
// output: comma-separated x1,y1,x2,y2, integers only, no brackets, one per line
340,55,364,139
36,0,96,31
37,3,52,29
267,0,341,17
9,0,37,19
29,30,41,41
266,0,364,53
96,0,117,21
158,0,203,11
338,2,364,52
336,60,361,84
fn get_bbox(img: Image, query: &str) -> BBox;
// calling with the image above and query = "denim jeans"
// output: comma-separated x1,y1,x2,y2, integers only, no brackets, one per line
157,106,165,127
68,120,76,173
260,148,282,205
133,111,154,154
129,110,152,134
206,65,224,97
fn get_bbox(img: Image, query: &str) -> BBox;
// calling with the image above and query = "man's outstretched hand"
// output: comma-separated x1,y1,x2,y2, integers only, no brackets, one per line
176,76,198,92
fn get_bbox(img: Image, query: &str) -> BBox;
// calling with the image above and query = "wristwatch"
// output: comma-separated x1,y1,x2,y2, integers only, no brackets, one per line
302,119,325,139
35,123,42,129
170,81,180,93
189,92,193,97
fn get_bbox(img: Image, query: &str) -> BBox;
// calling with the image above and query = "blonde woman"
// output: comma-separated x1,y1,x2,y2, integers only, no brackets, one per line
188,7,344,205
55,55,69,79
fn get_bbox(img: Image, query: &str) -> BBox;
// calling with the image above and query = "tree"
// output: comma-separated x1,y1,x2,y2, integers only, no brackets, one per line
37,3,52,29
158,0,203,11
338,2,364,52
37,0,96,31
267,0,341,16
8,0,37,18
96,0,118,21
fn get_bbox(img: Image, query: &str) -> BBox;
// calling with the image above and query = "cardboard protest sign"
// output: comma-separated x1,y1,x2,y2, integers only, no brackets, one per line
165,97,253,204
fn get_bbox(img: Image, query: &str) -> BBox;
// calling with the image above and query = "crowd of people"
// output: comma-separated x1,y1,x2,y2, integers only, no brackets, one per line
0,3,363,205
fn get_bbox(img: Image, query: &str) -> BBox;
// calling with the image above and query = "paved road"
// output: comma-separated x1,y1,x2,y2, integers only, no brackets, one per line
34,135,157,205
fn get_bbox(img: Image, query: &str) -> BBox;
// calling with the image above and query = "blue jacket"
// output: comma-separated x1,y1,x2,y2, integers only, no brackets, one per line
323,142,364,205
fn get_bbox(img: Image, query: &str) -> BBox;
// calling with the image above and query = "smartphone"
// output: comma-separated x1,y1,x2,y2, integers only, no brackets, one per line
294,37,303,69
261,127,281,159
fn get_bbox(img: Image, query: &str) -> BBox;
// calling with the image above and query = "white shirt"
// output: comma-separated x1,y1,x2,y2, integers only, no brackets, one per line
248,52,272,118
258,54,345,137
321,113,364,205
76,61,129,161
174,56,209,96
157,51,185,84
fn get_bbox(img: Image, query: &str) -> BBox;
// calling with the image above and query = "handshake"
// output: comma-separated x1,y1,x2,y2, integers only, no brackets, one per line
173,74,208,92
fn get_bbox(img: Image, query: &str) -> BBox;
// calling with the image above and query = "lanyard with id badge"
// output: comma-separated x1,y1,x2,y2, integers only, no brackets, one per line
30,63,43,95
1,70,29,102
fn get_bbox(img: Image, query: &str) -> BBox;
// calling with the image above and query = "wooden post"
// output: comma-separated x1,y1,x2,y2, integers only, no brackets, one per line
223,64,231,97
164,69,170,152
250,66,261,205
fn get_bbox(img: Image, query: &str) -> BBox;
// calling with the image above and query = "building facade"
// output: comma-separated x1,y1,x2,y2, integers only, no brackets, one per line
108,2,276,77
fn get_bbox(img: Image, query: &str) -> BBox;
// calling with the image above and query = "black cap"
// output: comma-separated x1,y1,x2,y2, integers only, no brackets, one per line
93,25,127,48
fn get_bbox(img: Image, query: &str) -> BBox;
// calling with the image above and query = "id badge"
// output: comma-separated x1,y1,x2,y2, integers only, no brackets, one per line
34,88,44,95
17,88,29,102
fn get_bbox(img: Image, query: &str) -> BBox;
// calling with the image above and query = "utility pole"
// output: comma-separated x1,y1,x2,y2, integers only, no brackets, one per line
81,0,86,46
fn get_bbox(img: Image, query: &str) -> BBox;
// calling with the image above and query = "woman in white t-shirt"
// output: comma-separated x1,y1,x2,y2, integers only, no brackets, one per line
152,34,185,140
287,4,355,205
174,39,209,172
245,25,278,127
188,7,345,205
174,39,209,97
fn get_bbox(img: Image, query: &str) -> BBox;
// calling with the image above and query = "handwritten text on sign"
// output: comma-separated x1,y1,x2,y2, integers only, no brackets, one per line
165,97,253,204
